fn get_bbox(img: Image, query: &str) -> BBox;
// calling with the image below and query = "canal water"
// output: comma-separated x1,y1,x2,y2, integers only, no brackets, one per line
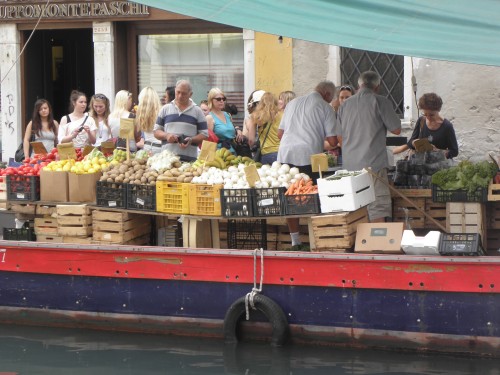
0,324,498,374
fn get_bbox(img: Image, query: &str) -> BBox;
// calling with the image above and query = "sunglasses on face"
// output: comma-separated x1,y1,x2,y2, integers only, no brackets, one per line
214,97,226,102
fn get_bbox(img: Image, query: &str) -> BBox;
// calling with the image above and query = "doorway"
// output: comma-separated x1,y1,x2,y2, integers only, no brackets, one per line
23,28,94,124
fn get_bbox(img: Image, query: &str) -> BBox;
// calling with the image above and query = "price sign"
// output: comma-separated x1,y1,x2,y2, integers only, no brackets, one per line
119,118,135,138
100,141,115,154
199,140,217,162
57,142,76,160
244,164,260,187
30,141,47,155
311,153,328,172
82,145,95,157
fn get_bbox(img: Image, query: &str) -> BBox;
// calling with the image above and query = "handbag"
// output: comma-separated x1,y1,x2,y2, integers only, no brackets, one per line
15,133,35,162
252,122,272,162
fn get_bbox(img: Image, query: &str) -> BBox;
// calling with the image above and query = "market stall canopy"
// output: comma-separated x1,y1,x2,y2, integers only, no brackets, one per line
134,0,500,66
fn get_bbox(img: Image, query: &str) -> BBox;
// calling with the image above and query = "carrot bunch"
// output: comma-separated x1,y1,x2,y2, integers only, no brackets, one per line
285,177,318,195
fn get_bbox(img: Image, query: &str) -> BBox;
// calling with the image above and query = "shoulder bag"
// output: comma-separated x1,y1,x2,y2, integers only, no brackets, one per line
252,122,272,162
15,132,35,162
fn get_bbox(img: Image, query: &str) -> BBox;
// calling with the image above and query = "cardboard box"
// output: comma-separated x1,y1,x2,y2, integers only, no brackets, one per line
68,172,102,203
354,222,404,253
40,170,69,202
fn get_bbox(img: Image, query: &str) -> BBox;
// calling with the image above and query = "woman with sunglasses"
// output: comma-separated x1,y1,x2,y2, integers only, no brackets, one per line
58,90,97,148
331,85,354,112
23,99,58,158
89,94,111,147
206,88,239,153
136,87,162,155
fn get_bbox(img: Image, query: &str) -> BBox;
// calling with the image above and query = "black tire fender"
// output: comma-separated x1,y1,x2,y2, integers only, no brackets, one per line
223,294,289,347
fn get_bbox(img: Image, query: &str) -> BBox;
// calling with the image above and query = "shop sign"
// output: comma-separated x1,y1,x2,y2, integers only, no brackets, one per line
0,0,149,20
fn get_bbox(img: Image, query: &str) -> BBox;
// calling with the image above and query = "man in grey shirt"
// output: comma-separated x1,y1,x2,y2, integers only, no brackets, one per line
278,81,339,251
338,71,401,222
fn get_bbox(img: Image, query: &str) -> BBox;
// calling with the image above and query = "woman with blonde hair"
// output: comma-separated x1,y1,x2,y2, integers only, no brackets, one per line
109,89,141,151
278,90,296,111
247,92,281,164
136,87,162,154
206,87,239,153
89,93,111,147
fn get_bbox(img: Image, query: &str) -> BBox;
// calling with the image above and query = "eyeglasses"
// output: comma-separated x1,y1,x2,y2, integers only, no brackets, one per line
339,85,353,92
93,94,107,100
214,97,226,102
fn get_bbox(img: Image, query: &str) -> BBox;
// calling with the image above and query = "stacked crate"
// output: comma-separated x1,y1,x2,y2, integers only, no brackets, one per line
57,205,93,244
34,217,60,242
92,210,150,245
310,207,369,252
266,217,310,251
446,202,486,250
392,197,426,229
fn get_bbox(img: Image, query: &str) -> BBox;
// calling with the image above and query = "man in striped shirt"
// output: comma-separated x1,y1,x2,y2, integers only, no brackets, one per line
154,80,208,161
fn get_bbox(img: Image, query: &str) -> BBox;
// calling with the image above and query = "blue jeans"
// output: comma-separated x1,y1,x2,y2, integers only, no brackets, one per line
260,152,278,165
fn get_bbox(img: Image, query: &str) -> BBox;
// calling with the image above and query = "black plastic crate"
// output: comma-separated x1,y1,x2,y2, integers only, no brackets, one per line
439,233,485,256
221,189,254,217
432,184,487,203
126,183,156,211
3,227,36,241
253,187,286,217
96,181,127,208
227,219,267,250
284,193,320,215
6,175,40,201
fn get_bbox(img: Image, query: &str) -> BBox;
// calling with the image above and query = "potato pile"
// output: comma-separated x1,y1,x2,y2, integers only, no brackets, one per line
100,159,205,185
156,165,204,183
100,159,160,185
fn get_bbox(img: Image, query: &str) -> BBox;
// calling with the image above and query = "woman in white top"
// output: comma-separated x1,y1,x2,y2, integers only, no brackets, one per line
109,90,141,151
58,90,97,148
89,93,111,147
23,99,59,157
136,87,162,155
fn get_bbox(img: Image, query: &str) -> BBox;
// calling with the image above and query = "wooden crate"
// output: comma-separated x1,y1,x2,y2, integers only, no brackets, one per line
36,234,63,243
36,204,57,216
486,228,500,256
310,207,368,251
62,236,93,244
446,202,486,248
57,204,92,237
424,199,447,230
487,183,500,201
391,188,432,198
266,224,310,251
93,233,151,246
8,202,36,215
392,197,425,229
92,210,150,244
34,217,59,235
487,202,500,229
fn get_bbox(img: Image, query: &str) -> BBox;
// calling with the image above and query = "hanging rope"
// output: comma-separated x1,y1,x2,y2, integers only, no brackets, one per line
244,248,264,320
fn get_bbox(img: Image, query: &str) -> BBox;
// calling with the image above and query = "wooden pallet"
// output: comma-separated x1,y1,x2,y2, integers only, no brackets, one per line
424,199,447,230
34,217,59,235
92,210,150,244
310,207,368,251
392,197,425,229
57,204,92,237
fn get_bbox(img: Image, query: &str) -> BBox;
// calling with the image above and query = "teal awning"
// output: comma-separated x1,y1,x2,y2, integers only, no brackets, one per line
134,0,500,66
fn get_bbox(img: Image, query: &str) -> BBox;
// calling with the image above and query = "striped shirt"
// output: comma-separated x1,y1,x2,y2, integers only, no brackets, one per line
154,99,208,160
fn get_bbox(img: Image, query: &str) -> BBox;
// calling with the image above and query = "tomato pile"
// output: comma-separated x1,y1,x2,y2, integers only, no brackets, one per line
0,148,79,177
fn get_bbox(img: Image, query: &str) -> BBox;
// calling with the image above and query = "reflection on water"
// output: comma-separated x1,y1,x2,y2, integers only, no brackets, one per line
0,324,498,375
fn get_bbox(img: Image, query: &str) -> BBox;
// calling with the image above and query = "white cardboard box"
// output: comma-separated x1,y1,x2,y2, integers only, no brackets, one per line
401,229,441,255
317,170,373,196
318,170,375,212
